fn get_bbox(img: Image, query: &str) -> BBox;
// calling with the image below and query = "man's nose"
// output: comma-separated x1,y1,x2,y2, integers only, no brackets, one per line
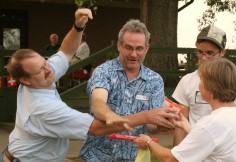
130,49,138,56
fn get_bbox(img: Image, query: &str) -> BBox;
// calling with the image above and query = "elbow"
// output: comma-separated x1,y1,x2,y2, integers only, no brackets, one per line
88,128,105,136
88,128,120,136
87,120,109,136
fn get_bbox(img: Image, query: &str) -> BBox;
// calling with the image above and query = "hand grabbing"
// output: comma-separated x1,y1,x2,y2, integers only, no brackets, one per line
146,107,180,129
133,134,152,150
75,8,93,28
172,113,191,133
106,112,133,132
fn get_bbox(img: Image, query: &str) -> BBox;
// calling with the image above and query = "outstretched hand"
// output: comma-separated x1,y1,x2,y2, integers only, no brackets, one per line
146,107,180,129
75,8,93,28
172,113,191,133
105,112,133,132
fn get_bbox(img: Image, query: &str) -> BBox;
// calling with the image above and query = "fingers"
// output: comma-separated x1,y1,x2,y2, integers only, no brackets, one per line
133,134,151,150
172,119,181,128
162,107,180,120
163,106,180,115
158,119,175,128
87,9,93,19
74,8,93,27
75,8,93,19
123,123,133,132
105,114,133,132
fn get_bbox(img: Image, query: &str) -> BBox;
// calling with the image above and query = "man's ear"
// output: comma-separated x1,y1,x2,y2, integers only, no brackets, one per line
145,44,150,54
220,49,227,57
146,43,150,50
19,77,30,86
117,41,121,52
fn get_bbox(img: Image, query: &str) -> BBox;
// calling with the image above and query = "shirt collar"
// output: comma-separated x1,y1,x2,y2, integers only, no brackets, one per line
115,57,148,81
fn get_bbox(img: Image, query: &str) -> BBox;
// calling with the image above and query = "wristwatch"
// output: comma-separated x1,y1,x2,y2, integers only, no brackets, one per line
74,23,86,32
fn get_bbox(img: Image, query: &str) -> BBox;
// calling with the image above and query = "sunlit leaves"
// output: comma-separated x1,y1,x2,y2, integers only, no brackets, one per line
198,0,236,29
75,0,98,14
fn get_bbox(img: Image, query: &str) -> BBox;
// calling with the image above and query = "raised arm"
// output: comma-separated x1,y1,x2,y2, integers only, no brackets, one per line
59,8,93,61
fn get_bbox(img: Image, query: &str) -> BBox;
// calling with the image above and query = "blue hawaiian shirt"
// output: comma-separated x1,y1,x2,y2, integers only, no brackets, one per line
80,58,164,162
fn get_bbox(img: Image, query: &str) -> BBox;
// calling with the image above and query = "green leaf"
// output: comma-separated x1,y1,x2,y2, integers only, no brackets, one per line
74,0,98,14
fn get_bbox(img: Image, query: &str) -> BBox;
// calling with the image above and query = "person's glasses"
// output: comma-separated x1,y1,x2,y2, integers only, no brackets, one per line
120,44,146,55
29,61,50,76
194,49,220,59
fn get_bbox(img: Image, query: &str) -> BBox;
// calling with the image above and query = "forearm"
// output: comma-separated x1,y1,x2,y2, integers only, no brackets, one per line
91,97,117,121
182,122,191,133
60,8,92,61
92,100,148,127
60,27,82,60
89,108,179,136
173,105,191,146
88,119,122,136
122,111,148,127
148,142,178,162
173,127,187,146
88,111,149,136
180,105,191,133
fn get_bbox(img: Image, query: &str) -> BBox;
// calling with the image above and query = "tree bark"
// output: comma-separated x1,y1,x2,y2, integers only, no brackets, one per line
140,0,179,86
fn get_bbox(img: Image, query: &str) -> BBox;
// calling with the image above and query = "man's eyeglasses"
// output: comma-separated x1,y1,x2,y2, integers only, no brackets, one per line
29,61,50,76
194,49,220,59
120,44,146,55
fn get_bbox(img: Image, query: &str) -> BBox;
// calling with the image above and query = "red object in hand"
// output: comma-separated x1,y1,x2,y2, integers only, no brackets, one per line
164,97,184,112
108,134,159,142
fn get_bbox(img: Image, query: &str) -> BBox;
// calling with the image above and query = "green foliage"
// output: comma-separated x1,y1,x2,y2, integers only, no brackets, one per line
206,0,236,12
197,9,216,30
197,0,236,30
75,0,98,14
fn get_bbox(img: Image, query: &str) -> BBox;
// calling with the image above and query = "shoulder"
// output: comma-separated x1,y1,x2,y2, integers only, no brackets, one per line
181,70,198,80
141,65,163,82
94,59,119,72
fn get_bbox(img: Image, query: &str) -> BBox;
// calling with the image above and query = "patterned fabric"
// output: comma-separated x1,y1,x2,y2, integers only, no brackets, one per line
80,58,164,162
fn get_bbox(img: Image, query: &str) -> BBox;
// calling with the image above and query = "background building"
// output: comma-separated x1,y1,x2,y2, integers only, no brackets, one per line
0,0,140,53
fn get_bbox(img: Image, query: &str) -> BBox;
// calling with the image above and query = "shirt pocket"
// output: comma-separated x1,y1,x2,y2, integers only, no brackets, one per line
135,92,152,111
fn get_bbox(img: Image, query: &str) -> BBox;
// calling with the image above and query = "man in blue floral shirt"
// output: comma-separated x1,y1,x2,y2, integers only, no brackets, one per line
80,19,174,162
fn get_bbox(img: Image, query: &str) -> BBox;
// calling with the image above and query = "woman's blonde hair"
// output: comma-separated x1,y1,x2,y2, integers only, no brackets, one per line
198,57,236,102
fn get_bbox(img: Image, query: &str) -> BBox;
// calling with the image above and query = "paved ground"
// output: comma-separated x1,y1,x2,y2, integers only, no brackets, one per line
0,123,173,162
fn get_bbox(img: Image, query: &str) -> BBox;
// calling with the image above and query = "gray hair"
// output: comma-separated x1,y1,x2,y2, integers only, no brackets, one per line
50,33,58,39
118,19,150,44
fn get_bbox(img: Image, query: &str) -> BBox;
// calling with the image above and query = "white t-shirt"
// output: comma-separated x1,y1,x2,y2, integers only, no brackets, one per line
172,70,212,125
75,42,90,60
171,107,236,162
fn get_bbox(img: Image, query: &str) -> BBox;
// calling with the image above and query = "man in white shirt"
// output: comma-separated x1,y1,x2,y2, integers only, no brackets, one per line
172,25,227,146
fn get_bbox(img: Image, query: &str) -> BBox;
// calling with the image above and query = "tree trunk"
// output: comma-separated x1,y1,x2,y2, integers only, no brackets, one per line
140,0,179,86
